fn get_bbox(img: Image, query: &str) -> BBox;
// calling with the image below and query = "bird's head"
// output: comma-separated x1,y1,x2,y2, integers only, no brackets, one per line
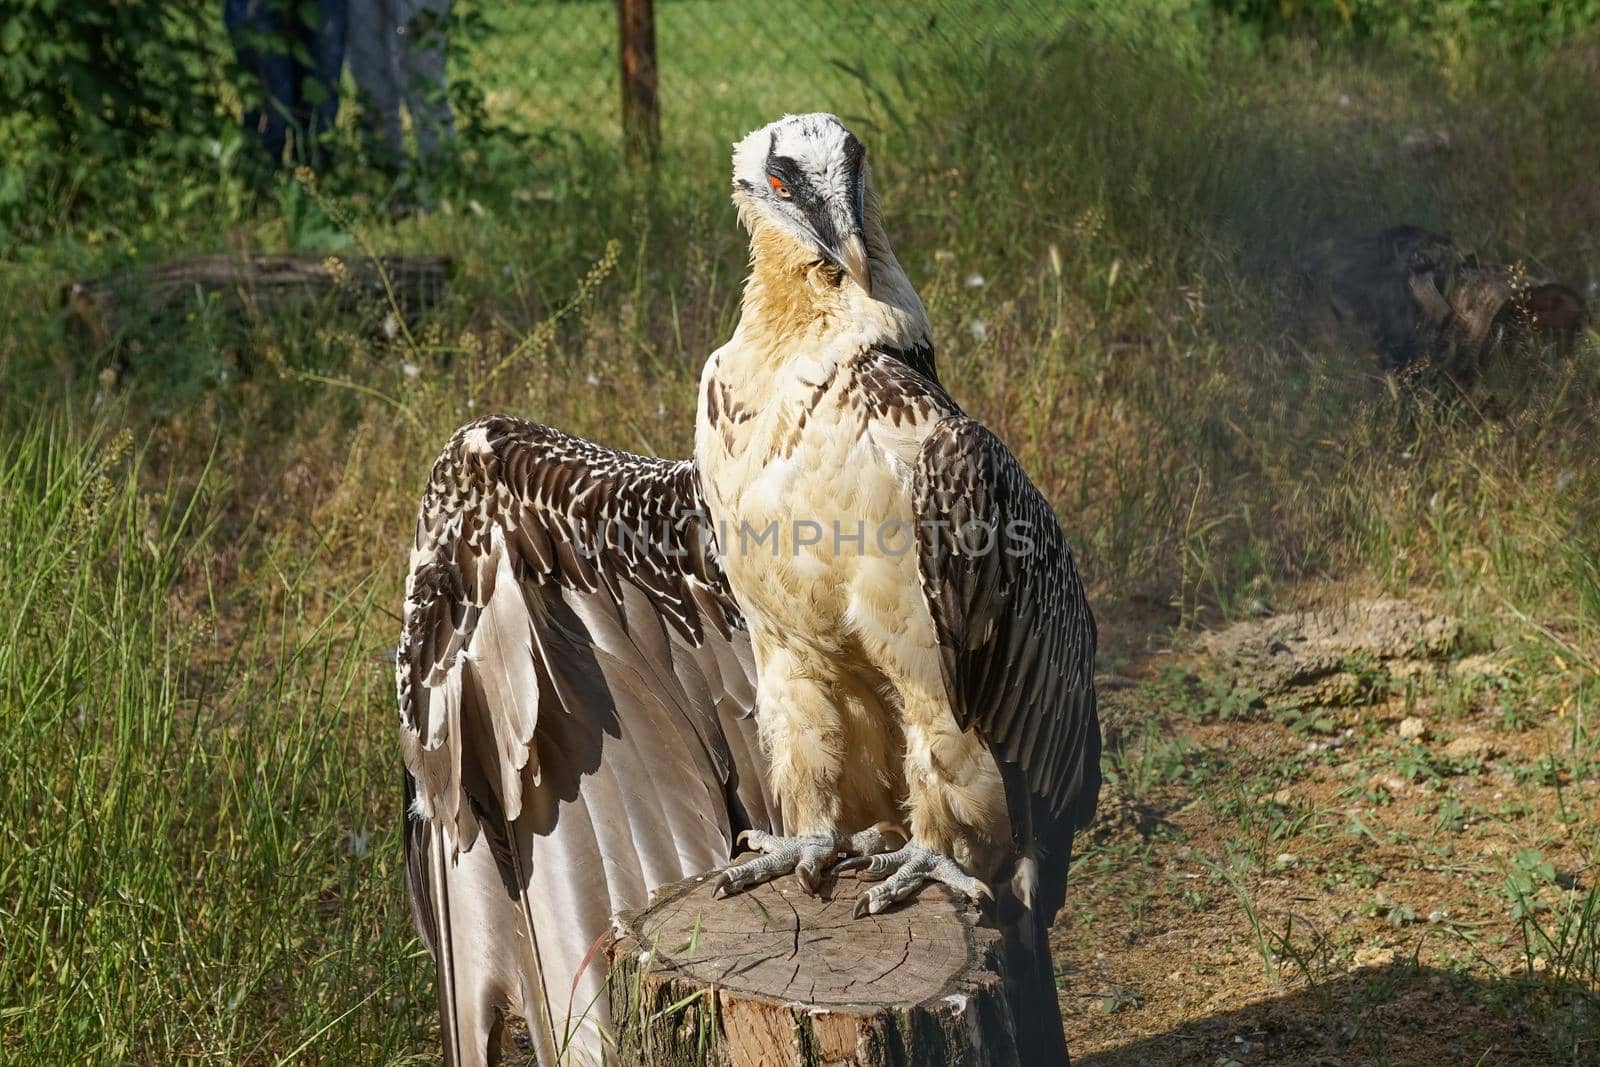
731,113,873,297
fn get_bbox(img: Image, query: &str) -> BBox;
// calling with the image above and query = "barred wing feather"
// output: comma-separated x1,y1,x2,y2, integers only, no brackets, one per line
397,415,775,1067
913,416,1099,913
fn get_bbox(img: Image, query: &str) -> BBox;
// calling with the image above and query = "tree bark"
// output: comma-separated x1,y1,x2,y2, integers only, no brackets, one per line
62,252,450,346
607,864,1022,1067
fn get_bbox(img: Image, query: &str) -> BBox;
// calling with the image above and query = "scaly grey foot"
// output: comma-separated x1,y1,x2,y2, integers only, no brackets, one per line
712,823,903,898
833,842,993,917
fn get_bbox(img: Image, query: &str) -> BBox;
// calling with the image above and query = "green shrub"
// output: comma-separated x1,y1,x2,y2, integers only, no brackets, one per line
1212,0,1600,47
0,1,235,231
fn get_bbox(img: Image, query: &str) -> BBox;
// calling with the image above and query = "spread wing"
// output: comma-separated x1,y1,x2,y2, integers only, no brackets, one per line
397,415,775,1067
913,416,1100,875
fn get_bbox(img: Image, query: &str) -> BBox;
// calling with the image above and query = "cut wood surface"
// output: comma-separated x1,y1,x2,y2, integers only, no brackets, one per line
608,861,1021,1067
62,252,449,344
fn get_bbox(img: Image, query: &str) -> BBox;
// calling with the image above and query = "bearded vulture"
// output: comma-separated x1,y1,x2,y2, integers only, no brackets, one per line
398,113,1101,1066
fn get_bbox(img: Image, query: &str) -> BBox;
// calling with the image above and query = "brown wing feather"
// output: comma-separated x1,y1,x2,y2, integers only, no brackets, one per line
397,415,775,1067
913,416,1100,835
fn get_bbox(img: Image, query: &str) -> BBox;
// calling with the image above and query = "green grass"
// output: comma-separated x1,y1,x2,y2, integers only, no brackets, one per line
2,0,1599,1062
0,419,427,1062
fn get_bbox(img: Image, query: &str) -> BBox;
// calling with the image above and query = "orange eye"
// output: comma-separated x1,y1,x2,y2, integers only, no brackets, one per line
768,175,790,197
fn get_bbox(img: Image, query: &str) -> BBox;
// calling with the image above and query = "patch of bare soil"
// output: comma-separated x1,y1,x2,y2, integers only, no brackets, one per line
1060,599,1598,1066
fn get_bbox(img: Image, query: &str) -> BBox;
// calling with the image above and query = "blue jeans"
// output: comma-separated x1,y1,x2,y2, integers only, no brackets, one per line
224,0,348,169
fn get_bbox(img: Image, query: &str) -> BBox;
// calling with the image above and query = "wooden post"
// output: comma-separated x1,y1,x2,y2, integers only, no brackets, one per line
616,0,660,162
607,865,1023,1067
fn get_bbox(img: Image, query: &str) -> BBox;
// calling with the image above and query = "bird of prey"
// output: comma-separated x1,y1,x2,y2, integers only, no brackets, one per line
397,112,1100,1066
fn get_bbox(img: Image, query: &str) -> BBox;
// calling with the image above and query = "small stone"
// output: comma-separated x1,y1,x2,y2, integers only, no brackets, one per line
1443,735,1497,761
1353,945,1396,968
1370,773,1408,795
1451,654,1504,680
1428,909,1449,923
1265,787,1296,806
1398,716,1427,741
1275,852,1300,869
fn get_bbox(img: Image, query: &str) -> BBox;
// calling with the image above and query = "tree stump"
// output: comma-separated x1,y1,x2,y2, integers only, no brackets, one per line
61,252,450,346
607,863,1021,1067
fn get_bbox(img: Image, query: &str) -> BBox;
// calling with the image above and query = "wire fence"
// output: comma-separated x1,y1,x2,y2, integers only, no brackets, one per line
459,0,1074,166
1,0,1075,228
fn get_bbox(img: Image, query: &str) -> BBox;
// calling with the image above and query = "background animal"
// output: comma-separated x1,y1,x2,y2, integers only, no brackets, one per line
1302,224,1585,382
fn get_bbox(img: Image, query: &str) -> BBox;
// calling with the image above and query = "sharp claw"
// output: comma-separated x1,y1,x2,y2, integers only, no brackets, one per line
711,832,853,900
842,842,990,915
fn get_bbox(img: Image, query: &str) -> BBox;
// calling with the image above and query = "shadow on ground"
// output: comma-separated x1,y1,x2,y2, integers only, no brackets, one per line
1075,963,1589,1066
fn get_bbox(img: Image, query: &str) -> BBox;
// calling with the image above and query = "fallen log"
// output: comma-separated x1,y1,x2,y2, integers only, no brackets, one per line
62,252,449,346
608,864,1023,1067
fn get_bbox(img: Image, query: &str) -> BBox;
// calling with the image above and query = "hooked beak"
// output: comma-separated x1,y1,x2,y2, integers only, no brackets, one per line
835,230,873,297
791,160,872,296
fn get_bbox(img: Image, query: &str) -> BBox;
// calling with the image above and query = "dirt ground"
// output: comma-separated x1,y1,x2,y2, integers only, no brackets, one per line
1059,598,1598,1066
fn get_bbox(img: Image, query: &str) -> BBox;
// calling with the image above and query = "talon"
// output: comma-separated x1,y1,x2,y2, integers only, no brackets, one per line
841,841,989,916
710,831,845,899
841,853,893,881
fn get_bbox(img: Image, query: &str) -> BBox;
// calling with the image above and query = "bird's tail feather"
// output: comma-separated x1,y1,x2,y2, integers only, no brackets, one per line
1008,917,1070,1067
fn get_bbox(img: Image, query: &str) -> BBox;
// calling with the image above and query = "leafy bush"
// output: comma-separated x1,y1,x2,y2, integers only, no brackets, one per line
0,0,529,241
0,1,234,230
1212,0,1600,48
